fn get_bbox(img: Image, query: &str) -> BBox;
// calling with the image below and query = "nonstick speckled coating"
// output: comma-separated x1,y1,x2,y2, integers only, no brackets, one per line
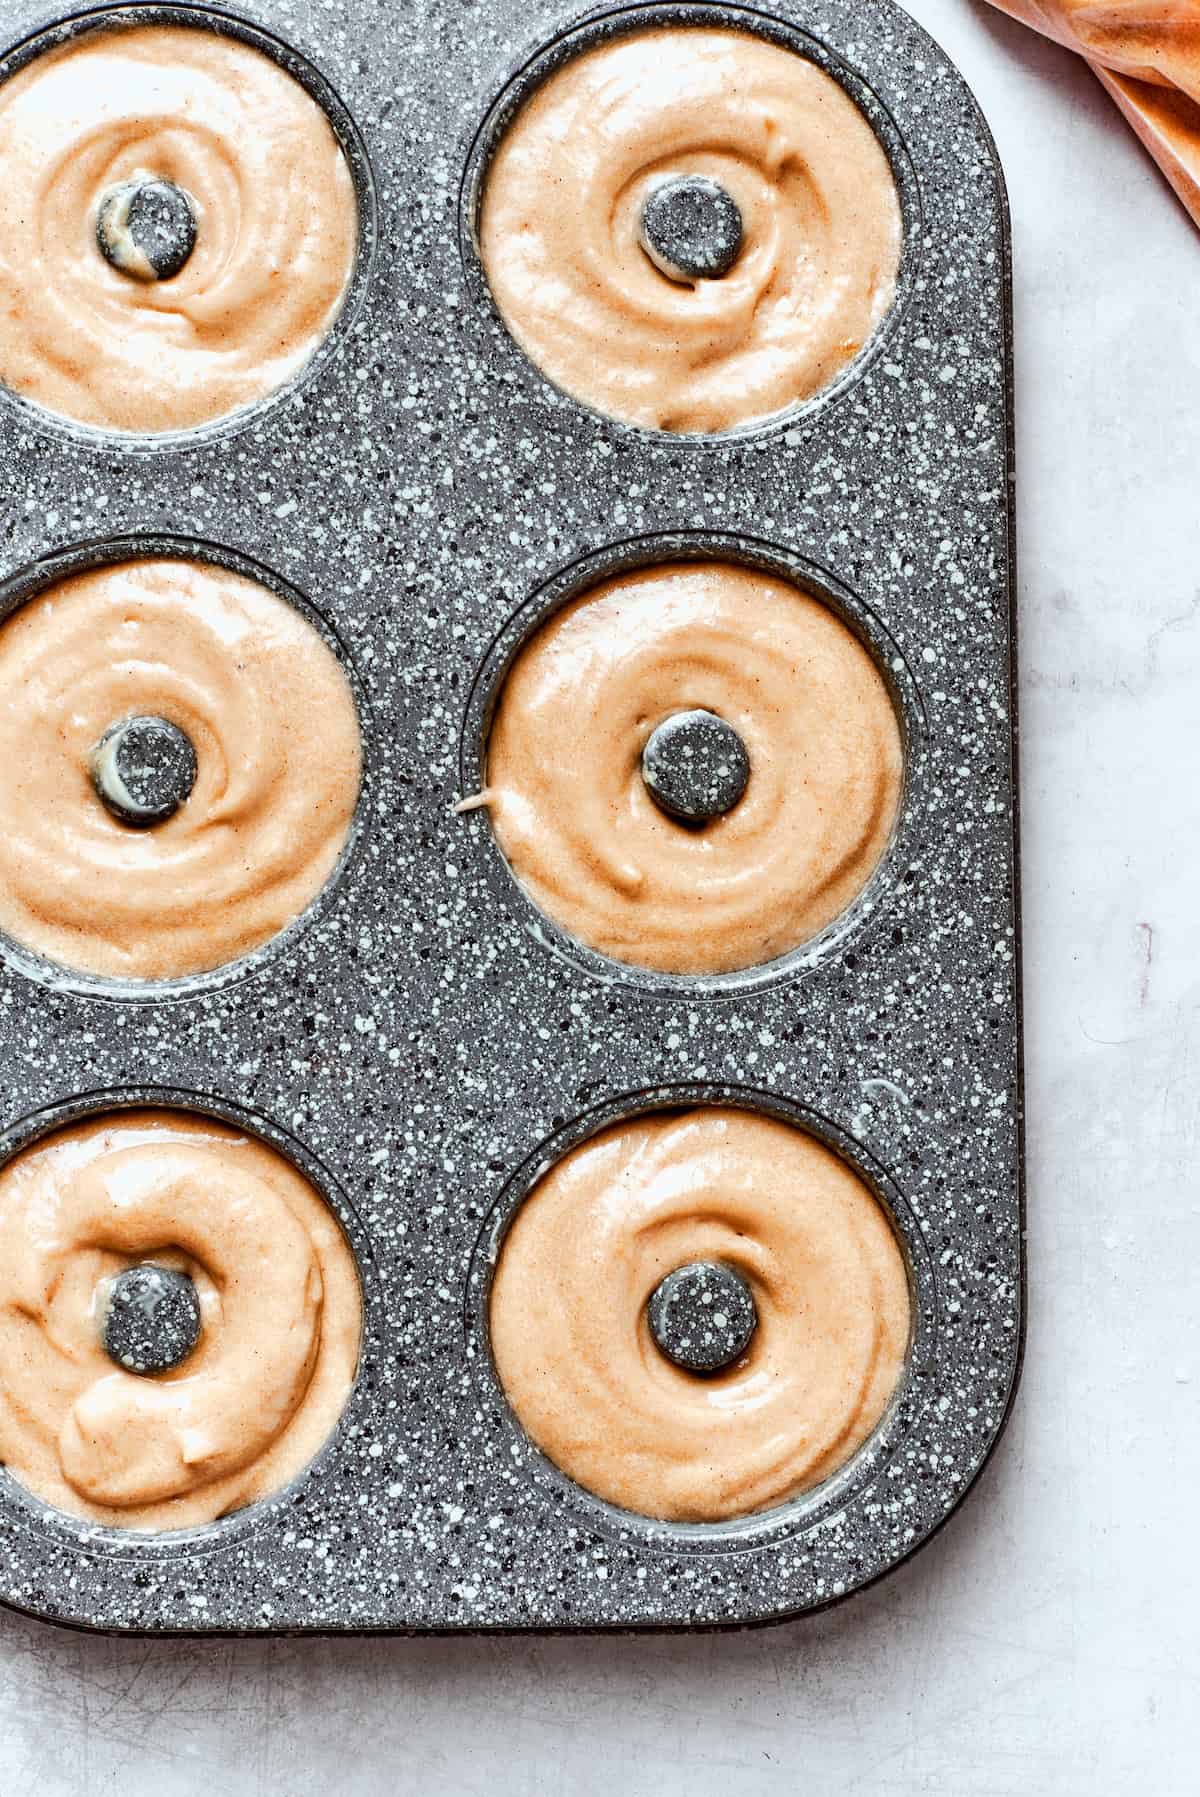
0,0,1022,1634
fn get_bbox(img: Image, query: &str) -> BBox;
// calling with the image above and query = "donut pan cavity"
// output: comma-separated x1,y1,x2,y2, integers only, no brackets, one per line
0,0,1021,1633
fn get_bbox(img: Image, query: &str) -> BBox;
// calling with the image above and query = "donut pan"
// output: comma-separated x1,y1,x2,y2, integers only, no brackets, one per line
0,0,1022,1633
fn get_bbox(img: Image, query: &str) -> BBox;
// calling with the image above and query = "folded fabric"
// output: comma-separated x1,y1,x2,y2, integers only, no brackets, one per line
985,1,1200,230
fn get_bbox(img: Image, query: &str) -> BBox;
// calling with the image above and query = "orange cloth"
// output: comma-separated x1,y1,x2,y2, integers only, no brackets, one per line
986,1,1200,229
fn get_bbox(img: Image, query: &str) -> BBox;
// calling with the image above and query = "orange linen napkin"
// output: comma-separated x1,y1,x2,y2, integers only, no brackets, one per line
984,1,1200,230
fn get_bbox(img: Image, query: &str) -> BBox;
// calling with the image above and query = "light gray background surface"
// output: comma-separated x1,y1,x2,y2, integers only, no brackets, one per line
1,0,1197,1789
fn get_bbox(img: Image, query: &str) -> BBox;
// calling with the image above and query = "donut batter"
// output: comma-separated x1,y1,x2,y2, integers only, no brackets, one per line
0,558,361,982
479,27,902,432
478,562,903,975
0,23,357,433
490,1108,910,1522
0,1111,361,1530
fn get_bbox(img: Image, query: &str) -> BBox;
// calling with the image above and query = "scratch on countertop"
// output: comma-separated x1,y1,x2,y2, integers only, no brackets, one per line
1025,586,1200,701
1137,921,1154,1009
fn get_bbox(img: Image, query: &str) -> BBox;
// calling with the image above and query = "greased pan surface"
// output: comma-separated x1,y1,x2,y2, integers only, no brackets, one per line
0,0,1021,1632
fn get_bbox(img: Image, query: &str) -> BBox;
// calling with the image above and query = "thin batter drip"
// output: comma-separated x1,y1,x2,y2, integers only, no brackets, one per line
0,23,357,433
0,558,361,982
480,561,903,976
490,1108,911,1522
479,27,902,432
0,1111,361,1530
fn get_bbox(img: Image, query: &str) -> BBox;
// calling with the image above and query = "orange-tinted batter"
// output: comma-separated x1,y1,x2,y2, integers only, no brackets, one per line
476,562,902,975
0,558,361,982
490,1108,910,1521
0,23,357,432
0,1111,361,1530
480,27,902,431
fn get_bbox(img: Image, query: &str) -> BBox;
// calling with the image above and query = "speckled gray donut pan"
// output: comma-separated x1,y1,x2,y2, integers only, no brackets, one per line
0,0,1022,1633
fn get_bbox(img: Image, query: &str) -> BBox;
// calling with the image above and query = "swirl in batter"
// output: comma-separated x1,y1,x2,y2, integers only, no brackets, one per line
479,27,902,432
0,558,361,982
490,1108,910,1522
478,561,903,976
0,23,358,433
0,1111,361,1530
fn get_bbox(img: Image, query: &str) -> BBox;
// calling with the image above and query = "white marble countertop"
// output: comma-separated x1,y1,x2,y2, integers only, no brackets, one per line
1,1,1197,1789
